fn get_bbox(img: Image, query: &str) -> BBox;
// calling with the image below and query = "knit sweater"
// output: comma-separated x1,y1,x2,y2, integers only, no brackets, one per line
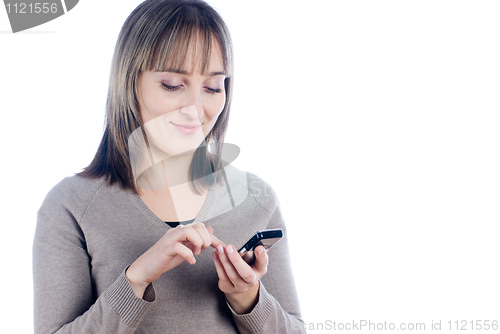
33,164,305,333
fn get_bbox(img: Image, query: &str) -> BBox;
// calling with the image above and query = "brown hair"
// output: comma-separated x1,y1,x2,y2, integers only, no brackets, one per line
79,0,234,194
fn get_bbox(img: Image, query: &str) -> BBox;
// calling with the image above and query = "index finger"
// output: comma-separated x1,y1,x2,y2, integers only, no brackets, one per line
208,229,225,249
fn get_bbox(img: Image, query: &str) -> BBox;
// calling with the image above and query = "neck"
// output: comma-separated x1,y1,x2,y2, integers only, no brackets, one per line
136,152,194,191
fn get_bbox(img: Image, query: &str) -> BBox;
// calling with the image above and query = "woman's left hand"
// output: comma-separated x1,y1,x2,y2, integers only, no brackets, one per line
212,244,268,314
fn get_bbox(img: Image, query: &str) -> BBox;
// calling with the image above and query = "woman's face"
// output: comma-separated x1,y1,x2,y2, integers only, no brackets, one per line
137,40,226,157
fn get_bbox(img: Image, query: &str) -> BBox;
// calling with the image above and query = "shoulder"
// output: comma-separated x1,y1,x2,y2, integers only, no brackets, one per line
223,164,279,213
38,174,108,222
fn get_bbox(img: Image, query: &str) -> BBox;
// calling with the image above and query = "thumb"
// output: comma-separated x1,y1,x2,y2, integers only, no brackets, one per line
253,245,268,271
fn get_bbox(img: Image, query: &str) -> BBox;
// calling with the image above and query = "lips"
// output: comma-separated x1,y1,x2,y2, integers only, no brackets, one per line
170,122,202,135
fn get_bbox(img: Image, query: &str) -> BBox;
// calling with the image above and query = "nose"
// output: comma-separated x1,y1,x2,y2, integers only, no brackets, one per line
180,90,204,120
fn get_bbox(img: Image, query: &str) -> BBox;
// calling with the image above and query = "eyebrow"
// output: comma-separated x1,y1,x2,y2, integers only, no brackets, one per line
156,69,225,77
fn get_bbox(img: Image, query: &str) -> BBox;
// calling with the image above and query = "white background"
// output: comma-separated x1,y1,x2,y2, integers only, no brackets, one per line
1,1,499,333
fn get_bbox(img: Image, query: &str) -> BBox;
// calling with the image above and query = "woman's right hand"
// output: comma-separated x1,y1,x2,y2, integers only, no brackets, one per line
126,223,224,298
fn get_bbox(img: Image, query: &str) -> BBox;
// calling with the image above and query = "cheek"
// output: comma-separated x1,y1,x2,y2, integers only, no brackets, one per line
205,94,226,121
142,97,178,124
149,95,173,115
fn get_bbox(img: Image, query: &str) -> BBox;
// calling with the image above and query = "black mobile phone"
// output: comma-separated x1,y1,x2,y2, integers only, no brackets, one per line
237,229,283,265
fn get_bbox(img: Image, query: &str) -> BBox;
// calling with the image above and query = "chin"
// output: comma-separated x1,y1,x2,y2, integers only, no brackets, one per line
165,140,205,158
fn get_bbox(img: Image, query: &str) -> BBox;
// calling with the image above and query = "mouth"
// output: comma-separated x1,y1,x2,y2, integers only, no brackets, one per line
170,122,202,135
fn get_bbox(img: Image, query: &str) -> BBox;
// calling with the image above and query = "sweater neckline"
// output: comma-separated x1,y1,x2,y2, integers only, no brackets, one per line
127,179,220,231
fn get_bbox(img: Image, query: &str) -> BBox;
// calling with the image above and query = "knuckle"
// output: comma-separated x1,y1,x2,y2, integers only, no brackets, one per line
164,228,177,238
218,281,230,291
172,243,181,252
173,242,187,254
193,222,205,230
248,277,258,286
242,272,254,282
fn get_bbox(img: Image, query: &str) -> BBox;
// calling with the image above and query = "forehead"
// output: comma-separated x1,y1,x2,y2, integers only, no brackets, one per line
175,39,224,74
150,31,226,75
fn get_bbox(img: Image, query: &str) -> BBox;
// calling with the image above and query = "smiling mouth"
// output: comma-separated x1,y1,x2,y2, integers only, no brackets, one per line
171,122,201,128
170,122,202,135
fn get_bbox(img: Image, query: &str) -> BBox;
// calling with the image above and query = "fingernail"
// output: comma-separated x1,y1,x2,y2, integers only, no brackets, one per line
217,244,224,255
256,247,264,255
226,245,234,254
212,251,219,260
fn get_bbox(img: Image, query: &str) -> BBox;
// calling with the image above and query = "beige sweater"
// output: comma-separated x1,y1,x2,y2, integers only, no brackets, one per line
33,165,305,333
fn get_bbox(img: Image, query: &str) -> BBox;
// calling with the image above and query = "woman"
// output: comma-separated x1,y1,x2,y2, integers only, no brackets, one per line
33,0,305,333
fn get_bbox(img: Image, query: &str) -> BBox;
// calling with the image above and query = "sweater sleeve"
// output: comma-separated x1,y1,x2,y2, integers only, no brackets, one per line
33,207,155,334
227,176,307,334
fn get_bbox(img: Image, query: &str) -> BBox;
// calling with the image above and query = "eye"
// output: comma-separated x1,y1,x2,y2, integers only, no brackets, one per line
205,87,223,94
161,83,182,91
